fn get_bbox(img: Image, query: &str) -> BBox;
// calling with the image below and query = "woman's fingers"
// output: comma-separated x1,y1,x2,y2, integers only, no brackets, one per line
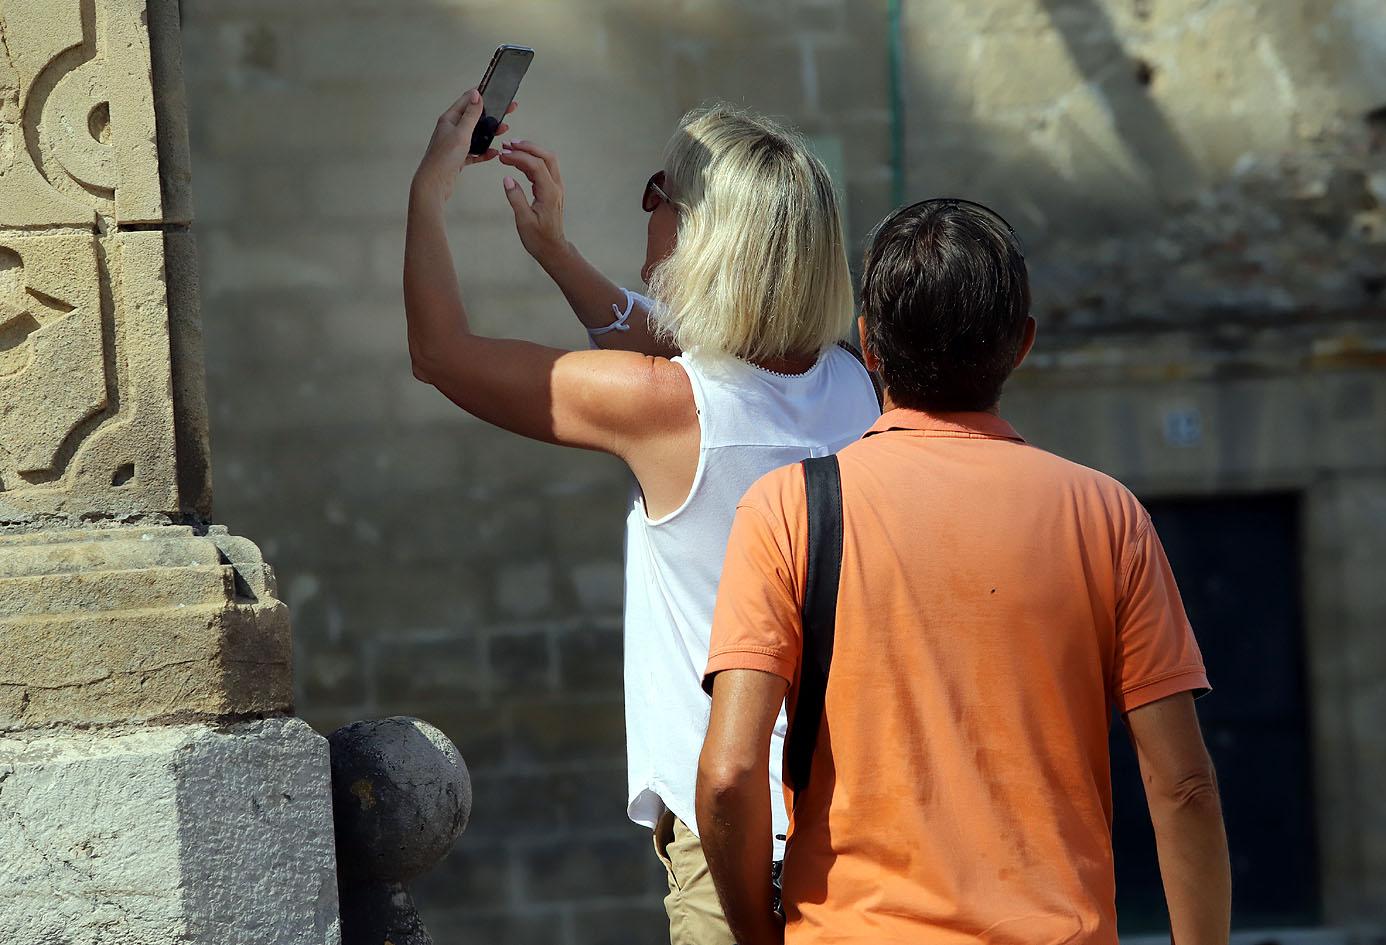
444,92,516,126
496,150,542,188
506,140,561,186
502,175,535,221
455,91,485,138
509,139,555,162
441,88,480,125
497,149,555,198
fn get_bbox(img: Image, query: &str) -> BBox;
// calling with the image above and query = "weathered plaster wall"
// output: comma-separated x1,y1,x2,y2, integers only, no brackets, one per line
180,1,1384,941
907,0,1386,342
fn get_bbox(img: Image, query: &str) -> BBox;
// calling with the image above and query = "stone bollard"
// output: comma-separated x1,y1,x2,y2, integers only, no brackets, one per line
327,718,472,945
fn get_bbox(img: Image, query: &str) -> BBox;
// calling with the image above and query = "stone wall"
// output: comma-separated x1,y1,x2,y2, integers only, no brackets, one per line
180,1,1385,941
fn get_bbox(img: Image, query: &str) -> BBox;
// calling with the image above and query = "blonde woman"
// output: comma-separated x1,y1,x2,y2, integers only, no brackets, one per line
405,89,879,943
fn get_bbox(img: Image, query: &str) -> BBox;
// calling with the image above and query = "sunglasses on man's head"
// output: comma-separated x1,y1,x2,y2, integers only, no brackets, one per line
879,196,1026,259
643,171,673,213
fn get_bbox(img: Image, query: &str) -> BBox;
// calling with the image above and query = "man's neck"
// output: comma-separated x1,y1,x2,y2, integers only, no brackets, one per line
880,391,1002,416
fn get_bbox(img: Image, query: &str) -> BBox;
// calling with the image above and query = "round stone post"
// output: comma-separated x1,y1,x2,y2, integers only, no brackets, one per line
328,718,472,945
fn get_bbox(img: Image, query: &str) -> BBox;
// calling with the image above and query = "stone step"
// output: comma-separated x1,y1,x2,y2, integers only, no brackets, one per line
0,527,216,580
0,526,292,730
0,564,235,618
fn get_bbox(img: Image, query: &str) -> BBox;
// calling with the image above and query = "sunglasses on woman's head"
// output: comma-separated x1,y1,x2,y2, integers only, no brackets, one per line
643,171,673,213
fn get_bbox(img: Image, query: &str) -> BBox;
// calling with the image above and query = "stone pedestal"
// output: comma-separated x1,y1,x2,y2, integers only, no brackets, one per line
0,718,338,942
0,2,341,941
0,526,291,726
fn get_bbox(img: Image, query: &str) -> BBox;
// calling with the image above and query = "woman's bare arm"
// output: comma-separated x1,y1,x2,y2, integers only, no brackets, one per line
404,88,697,505
498,140,678,358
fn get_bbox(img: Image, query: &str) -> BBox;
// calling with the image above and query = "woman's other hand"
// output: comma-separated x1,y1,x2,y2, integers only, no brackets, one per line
412,89,516,203
499,140,568,263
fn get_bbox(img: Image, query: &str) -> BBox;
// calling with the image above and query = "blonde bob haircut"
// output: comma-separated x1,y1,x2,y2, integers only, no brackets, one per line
647,105,854,362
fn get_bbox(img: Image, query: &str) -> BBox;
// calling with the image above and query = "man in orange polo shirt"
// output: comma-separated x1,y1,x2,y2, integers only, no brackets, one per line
696,199,1231,945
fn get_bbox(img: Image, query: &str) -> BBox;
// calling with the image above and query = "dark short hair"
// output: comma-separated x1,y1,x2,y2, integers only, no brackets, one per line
860,198,1031,412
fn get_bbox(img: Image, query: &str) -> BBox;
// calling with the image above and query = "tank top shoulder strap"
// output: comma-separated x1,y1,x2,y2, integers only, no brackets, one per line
671,351,738,448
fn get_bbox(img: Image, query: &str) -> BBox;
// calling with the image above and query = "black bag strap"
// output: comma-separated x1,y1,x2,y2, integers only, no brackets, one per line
784,454,843,796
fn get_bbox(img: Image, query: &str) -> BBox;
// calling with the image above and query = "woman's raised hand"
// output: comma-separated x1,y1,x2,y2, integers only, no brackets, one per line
412,89,516,203
498,141,568,263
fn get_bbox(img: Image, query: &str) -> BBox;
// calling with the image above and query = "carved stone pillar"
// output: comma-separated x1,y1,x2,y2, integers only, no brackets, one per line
0,3,339,942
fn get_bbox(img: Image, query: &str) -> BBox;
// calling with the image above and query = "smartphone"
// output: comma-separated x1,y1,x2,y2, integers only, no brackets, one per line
469,44,534,155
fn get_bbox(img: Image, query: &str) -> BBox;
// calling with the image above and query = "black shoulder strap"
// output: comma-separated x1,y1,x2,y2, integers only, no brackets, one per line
784,455,843,795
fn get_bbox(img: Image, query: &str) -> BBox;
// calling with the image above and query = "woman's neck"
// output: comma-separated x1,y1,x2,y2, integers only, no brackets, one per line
749,352,817,376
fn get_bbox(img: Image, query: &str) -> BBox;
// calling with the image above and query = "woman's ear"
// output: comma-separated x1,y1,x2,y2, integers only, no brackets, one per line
858,315,882,373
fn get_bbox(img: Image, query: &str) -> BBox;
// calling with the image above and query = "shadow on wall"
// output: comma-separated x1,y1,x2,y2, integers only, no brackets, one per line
1038,0,1202,204
899,0,1386,335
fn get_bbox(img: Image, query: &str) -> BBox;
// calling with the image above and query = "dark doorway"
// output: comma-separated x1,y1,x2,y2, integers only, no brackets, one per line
1111,493,1320,932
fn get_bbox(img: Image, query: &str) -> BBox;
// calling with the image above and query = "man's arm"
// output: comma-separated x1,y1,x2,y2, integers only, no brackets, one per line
1124,692,1231,945
498,141,678,358
697,668,789,945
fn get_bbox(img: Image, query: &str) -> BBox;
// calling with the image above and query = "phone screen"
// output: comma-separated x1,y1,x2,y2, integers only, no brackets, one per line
471,45,533,155
481,46,532,121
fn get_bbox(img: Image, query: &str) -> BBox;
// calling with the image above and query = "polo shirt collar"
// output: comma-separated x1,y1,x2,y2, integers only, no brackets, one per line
864,407,1025,442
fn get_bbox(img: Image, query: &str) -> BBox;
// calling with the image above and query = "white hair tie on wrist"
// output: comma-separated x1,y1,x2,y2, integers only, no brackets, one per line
588,288,638,337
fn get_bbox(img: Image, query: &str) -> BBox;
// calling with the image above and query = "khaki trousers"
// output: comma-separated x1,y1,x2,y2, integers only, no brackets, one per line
653,810,735,945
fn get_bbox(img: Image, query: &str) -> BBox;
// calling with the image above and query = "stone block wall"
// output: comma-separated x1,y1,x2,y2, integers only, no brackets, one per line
179,0,1385,940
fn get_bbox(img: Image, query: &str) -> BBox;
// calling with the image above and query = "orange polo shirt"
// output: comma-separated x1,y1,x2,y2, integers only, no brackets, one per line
705,408,1209,945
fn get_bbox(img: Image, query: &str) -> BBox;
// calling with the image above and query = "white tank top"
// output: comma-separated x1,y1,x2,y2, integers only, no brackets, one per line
622,343,880,857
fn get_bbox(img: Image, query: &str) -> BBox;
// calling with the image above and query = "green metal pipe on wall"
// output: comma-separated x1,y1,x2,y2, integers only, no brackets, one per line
887,0,906,208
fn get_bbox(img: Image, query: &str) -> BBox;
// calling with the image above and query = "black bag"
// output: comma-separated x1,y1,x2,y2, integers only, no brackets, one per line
772,454,844,920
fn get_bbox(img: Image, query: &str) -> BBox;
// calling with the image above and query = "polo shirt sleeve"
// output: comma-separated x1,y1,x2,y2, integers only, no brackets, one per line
1112,512,1211,713
702,471,805,693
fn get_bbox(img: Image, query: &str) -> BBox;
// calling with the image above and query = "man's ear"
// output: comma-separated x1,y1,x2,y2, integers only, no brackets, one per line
858,315,882,373
1013,316,1037,369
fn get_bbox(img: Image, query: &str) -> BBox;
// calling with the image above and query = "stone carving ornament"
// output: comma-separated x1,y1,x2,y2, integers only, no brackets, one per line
0,0,182,520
